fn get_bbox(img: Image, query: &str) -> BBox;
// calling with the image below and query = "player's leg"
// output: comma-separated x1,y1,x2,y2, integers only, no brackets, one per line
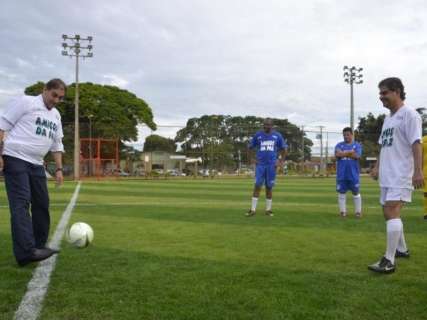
264,164,276,216
29,164,51,249
247,165,264,216
351,182,362,218
368,188,410,273
337,180,347,217
424,191,427,219
3,156,35,265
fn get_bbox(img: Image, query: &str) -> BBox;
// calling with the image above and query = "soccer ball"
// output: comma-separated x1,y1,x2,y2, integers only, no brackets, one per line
67,222,94,248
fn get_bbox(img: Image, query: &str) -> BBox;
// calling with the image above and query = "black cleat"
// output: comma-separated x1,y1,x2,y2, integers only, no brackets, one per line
395,250,410,258
424,215,427,220
368,256,395,274
17,248,57,267
340,212,347,218
245,210,256,217
265,210,274,217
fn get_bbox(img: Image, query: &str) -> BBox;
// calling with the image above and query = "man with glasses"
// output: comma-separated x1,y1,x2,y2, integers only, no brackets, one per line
369,77,423,274
0,79,65,266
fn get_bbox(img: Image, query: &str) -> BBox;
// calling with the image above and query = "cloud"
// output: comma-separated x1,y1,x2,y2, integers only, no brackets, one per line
1,0,427,148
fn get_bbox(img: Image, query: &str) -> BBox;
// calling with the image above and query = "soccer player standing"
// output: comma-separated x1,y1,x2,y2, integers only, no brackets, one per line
0,79,65,266
335,127,362,218
368,77,423,274
246,118,288,217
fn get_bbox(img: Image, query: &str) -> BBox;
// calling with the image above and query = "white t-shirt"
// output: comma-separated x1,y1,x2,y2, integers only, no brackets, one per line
378,105,422,189
0,95,64,165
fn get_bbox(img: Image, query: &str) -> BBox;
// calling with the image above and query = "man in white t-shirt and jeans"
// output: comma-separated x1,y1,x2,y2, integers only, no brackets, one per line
369,77,424,274
0,79,65,266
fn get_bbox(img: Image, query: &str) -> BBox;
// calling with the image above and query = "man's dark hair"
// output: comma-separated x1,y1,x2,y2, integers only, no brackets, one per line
343,127,353,134
45,78,66,92
378,77,406,100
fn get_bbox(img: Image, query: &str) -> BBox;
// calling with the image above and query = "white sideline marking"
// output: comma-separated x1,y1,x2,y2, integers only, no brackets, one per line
14,182,82,320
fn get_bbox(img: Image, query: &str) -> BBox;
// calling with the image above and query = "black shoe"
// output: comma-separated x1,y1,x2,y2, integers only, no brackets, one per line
368,256,395,274
424,215,427,220
38,247,60,254
265,210,274,217
17,248,57,267
245,210,256,217
395,250,410,258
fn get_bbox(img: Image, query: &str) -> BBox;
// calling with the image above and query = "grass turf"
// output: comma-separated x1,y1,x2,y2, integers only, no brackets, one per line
1,177,427,319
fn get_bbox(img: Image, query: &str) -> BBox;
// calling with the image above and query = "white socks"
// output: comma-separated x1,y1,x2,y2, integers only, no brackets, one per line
338,193,346,213
385,218,403,264
266,199,272,211
353,194,362,213
397,226,408,253
251,197,258,211
250,197,272,211
338,193,362,214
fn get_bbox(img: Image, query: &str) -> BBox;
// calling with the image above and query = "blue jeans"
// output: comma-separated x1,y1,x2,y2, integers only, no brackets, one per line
3,155,50,262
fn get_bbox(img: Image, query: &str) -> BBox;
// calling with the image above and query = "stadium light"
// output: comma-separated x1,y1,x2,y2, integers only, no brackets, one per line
61,34,94,181
343,65,363,131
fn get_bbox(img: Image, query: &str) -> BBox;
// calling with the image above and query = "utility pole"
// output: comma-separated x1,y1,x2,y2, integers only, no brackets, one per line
61,34,93,180
319,126,324,176
343,66,363,131
301,125,305,173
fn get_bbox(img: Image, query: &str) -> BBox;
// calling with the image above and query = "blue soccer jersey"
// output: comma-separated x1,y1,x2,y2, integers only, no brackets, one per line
335,141,362,183
249,131,288,165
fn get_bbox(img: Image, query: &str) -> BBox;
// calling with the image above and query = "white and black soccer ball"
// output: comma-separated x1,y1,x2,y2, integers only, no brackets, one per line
67,222,94,248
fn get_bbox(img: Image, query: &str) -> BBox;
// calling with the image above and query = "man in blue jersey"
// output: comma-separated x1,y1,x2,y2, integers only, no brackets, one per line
247,118,288,217
335,127,362,218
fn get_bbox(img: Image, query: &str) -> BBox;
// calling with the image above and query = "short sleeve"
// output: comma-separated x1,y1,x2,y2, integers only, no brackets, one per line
404,112,422,145
249,133,258,149
355,143,362,157
50,113,64,152
0,96,28,131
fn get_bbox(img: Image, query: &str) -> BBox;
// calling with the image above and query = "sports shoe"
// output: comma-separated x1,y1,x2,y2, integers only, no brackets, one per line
355,212,362,218
245,210,256,217
368,256,395,274
265,210,274,217
395,250,410,258
340,212,347,218
424,215,427,220
17,248,58,267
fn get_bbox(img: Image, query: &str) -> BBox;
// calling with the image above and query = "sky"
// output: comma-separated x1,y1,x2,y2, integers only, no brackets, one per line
1,0,427,151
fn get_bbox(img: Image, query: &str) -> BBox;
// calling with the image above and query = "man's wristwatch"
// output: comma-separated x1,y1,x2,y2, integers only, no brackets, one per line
56,168,63,172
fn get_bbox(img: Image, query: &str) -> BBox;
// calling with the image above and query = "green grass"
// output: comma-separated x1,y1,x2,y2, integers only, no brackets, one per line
1,177,427,319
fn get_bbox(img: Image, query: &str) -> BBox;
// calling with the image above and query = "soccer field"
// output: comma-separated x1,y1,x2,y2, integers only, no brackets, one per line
1,177,427,320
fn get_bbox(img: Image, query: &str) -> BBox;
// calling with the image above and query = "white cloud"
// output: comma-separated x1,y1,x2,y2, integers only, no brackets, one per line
1,0,427,146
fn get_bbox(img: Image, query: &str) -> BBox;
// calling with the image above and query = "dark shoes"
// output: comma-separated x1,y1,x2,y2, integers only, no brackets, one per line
368,257,395,274
17,247,59,267
265,210,274,217
395,250,410,258
245,210,256,217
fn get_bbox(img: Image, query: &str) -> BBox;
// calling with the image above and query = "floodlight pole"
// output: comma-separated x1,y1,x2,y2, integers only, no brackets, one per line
343,66,363,131
61,34,93,180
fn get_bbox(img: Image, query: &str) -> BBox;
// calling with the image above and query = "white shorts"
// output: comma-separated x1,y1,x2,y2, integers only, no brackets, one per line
380,187,412,205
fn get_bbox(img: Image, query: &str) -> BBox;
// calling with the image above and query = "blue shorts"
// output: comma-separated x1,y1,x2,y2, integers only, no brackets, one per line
255,164,276,189
336,180,360,194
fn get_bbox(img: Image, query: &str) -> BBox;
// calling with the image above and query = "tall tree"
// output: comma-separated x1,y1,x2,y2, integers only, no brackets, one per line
24,81,156,162
143,135,176,153
175,115,313,170
355,112,385,166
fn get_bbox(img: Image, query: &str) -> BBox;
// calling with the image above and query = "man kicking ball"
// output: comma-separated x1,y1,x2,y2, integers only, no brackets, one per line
335,127,362,218
369,77,423,274
246,118,287,217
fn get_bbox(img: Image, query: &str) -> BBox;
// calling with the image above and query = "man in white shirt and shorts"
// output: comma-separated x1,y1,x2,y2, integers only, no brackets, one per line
0,79,65,266
369,77,423,274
